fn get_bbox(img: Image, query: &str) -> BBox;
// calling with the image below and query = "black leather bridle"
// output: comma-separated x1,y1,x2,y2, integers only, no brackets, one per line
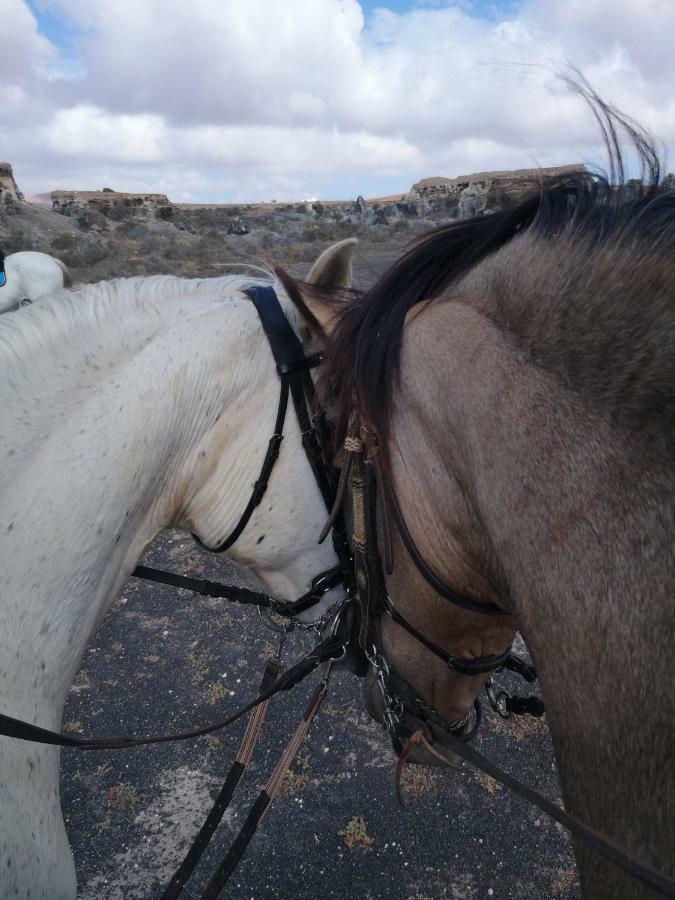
325,412,536,752
0,284,356,753
190,284,354,606
130,284,354,619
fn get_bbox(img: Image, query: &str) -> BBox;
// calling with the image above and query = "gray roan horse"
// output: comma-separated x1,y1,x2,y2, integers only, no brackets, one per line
289,93,674,897
0,243,354,900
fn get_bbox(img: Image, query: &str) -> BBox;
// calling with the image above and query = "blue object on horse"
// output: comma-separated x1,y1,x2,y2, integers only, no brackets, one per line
0,273,6,287
0,247,5,286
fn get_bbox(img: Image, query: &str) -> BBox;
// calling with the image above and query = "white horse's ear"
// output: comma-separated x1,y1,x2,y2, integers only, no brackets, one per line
276,237,358,340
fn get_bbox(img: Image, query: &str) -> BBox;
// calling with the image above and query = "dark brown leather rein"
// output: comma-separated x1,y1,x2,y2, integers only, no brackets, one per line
329,410,675,898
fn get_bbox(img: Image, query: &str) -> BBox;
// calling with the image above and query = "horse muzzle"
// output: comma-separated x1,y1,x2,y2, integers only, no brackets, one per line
363,666,476,767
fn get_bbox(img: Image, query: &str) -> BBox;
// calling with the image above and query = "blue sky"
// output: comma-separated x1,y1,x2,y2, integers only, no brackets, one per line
28,2,76,43
360,0,517,19
5,0,674,202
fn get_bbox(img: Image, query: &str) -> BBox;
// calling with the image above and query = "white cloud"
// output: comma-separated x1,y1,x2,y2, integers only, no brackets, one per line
44,106,167,162
0,0,54,86
4,0,675,200
40,0,367,126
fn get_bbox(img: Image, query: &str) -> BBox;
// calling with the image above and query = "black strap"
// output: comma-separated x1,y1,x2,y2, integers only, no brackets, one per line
201,677,330,899
247,285,311,374
192,376,289,553
161,661,281,899
282,341,354,592
202,793,270,899
437,732,675,898
502,653,538,683
0,632,345,750
383,595,512,675
191,284,354,596
130,563,342,617
191,283,320,554
386,485,509,617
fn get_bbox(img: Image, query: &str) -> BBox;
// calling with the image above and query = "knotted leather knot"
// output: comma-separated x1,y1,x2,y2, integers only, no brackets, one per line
344,435,363,453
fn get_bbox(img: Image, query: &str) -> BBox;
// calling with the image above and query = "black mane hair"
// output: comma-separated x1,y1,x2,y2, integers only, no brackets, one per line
322,77,675,450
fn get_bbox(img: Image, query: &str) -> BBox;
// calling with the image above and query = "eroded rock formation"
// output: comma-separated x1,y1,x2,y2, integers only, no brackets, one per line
51,190,173,221
411,164,587,219
0,163,24,204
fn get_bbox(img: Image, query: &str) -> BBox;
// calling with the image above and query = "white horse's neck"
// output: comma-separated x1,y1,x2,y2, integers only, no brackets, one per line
0,241,358,900
0,274,340,899
0,275,332,720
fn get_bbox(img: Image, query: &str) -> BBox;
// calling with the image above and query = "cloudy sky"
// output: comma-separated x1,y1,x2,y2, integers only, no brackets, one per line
2,0,674,202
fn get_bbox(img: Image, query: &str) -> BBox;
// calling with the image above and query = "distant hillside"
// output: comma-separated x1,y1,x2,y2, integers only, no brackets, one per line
1,161,626,287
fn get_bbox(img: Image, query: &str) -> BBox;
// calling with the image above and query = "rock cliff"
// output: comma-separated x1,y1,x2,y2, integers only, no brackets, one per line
410,164,587,219
0,163,24,204
51,190,173,224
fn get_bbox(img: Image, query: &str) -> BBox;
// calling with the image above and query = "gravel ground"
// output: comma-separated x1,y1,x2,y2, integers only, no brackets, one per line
61,531,580,900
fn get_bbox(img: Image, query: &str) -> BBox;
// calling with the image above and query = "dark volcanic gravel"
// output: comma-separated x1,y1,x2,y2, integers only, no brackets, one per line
61,531,580,900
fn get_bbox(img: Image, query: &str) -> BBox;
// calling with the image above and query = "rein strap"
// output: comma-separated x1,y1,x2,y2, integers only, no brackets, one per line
131,563,342,617
414,729,675,898
160,659,282,899
0,632,345,751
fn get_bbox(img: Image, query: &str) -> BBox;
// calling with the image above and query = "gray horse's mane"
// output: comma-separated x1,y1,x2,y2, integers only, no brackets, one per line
463,206,675,450
323,77,675,455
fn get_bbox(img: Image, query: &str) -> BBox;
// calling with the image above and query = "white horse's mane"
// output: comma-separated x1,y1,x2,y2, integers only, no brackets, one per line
0,270,277,395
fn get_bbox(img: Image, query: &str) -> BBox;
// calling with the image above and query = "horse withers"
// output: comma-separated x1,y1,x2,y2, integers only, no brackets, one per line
0,241,355,900
290,95,675,898
0,249,72,312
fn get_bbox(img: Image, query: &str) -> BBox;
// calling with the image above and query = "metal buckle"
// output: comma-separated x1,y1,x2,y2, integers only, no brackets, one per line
486,679,511,719
257,606,288,634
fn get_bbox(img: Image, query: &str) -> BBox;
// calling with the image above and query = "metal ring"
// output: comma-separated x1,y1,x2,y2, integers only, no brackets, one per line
257,605,289,634
486,680,511,719
495,691,511,719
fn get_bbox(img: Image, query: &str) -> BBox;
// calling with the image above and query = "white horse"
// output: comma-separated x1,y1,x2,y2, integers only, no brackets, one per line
0,250,72,313
0,239,357,899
